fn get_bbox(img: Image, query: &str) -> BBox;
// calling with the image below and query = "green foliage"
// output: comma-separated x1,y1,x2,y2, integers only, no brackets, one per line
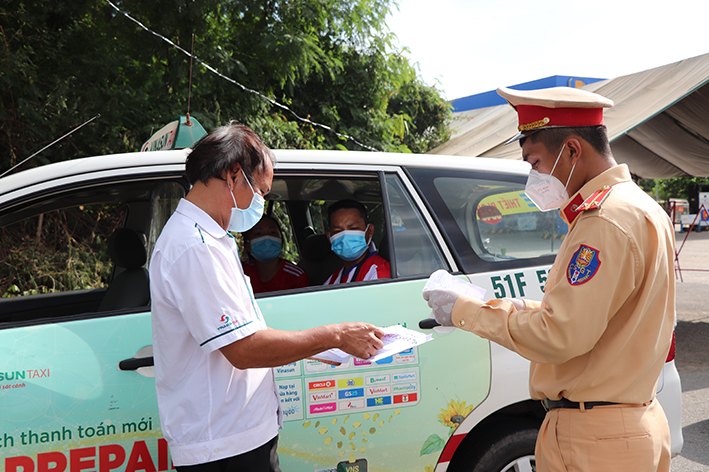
638,177,709,207
0,205,125,297
1,0,451,174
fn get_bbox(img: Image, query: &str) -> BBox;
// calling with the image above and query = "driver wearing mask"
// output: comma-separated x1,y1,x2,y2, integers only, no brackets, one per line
323,199,390,285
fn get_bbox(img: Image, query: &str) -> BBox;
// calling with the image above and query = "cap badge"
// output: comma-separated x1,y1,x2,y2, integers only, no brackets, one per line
518,117,550,132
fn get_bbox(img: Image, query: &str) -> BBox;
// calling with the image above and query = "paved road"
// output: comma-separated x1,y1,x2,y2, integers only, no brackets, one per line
671,229,709,472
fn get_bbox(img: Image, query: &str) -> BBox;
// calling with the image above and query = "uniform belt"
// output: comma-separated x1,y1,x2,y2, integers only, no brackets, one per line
542,398,620,411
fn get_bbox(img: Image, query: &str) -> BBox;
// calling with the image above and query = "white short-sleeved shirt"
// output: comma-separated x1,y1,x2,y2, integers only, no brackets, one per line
150,199,281,466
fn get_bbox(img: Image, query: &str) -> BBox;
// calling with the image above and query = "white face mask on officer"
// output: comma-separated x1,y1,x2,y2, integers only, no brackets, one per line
525,142,576,212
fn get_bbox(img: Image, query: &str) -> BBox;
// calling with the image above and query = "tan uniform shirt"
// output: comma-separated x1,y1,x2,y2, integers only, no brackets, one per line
451,164,675,404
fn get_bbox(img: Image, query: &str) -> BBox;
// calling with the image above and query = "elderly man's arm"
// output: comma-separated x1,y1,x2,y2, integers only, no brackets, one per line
219,322,384,369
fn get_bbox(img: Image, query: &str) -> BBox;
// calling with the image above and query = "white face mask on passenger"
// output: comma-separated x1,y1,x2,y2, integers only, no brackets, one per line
524,143,576,212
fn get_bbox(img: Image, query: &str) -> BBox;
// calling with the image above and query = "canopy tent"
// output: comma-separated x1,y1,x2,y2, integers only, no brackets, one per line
431,52,709,178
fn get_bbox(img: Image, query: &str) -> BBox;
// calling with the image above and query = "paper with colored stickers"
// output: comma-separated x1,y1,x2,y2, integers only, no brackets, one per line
311,325,433,364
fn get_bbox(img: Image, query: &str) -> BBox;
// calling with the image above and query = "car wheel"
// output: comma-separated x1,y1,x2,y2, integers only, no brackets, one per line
448,419,540,472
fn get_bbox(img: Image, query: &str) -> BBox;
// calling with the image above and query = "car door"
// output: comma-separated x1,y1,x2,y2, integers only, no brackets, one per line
256,166,494,472
1,171,185,472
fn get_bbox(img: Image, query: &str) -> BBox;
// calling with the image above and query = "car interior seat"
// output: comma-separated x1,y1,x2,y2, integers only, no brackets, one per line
98,227,150,311
297,232,343,285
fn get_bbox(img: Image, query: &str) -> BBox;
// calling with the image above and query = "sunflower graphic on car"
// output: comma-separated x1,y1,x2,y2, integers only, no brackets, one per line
419,398,475,463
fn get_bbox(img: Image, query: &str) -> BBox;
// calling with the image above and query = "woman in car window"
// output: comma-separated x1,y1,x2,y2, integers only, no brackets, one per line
242,215,309,293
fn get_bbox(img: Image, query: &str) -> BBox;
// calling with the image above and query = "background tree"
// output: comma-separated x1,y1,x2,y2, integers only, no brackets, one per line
0,0,451,175
639,177,709,213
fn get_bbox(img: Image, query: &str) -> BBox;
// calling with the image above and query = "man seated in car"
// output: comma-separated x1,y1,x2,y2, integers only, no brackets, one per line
323,199,390,285
242,215,310,293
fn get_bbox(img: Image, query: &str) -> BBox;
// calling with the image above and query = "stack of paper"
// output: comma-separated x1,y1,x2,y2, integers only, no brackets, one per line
311,325,433,364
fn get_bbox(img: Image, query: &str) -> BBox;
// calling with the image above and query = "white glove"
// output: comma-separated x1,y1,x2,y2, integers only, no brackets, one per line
422,288,461,326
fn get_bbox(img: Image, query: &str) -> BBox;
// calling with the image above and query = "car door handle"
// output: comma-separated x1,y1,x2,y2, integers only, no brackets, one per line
118,346,155,377
418,318,440,329
119,356,154,371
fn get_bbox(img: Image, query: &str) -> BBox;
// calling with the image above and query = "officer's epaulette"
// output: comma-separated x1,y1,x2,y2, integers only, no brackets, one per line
578,186,613,212
562,186,612,223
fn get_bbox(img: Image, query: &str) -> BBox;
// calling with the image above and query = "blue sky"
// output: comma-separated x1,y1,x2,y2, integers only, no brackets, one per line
386,0,709,100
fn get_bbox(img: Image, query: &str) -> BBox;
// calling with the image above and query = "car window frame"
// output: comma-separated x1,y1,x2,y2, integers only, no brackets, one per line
404,166,558,274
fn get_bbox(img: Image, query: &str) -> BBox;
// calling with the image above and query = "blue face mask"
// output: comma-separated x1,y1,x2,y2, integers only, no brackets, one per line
227,170,265,233
329,227,370,262
249,235,282,262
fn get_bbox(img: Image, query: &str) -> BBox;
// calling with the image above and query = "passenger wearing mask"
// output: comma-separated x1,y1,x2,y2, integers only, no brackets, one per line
242,215,309,293
323,199,390,285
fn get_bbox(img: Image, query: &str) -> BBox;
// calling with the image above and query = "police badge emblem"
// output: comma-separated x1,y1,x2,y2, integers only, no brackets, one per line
567,245,601,285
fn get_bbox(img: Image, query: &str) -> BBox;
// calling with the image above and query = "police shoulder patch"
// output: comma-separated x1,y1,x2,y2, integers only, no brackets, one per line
566,244,601,285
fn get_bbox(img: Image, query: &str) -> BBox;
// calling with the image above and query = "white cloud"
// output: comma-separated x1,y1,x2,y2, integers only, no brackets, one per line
387,0,709,100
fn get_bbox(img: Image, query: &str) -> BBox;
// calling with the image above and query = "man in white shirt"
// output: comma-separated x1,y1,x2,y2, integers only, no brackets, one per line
150,122,384,472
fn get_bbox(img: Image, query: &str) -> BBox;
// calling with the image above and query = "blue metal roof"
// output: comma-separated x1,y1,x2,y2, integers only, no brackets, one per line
451,75,606,112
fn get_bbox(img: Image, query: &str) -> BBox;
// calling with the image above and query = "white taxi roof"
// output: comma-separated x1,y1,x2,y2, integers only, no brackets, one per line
0,149,531,203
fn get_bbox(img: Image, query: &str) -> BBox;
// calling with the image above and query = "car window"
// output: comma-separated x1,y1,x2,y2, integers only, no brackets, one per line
1,203,126,298
406,167,560,273
249,171,449,294
434,177,567,261
385,174,448,277
0,179,186,324
249,174,391,291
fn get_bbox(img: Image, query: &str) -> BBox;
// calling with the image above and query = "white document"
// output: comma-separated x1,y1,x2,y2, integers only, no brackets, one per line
311,325,433,364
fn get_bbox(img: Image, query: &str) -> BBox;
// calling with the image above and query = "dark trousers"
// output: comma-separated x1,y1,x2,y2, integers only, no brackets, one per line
176,435,281,472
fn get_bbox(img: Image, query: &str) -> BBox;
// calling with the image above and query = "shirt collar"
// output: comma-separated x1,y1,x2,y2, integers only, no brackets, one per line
175,198,230,239
560,164,631,224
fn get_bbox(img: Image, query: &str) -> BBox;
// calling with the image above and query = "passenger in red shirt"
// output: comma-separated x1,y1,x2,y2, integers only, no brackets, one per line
242,215,309,293
324,199,390,285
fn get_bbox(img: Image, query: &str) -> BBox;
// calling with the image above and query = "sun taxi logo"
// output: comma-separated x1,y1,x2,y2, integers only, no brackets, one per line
1,369,49,390
0,369,50,381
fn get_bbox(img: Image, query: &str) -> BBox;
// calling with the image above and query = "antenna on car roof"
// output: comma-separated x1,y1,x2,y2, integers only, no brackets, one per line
0,114,101,179
184,34,195,127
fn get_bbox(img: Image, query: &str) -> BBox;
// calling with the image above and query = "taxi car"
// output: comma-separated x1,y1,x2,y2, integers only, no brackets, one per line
0,149,682,472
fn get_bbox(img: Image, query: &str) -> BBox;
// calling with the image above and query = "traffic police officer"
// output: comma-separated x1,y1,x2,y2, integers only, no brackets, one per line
424,86,675,472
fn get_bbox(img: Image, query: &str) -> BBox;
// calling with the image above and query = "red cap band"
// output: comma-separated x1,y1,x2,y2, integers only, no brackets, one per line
516,105,604,132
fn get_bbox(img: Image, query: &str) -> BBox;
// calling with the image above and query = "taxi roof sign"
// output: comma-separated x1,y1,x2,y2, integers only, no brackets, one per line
140,116,207,152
